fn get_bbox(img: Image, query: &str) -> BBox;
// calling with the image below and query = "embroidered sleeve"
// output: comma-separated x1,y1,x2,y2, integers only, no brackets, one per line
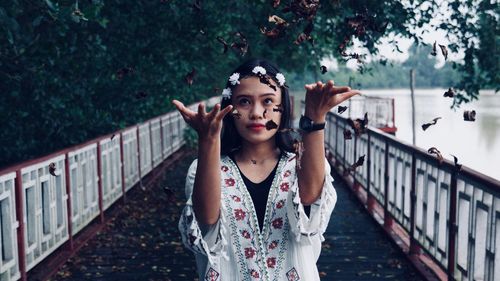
286,157,337,243
178,159,229,264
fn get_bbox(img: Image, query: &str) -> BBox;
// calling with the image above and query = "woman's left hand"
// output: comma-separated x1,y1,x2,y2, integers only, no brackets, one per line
303,80,361,122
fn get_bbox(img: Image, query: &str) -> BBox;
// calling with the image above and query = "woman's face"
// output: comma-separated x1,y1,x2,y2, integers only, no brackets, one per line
231,76,282,145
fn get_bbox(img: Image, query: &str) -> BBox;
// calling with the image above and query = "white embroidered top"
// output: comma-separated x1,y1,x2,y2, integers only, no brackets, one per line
178,152,337,281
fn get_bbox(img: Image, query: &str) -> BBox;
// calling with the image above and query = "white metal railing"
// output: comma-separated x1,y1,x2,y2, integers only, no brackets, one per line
323,108,500,281
0,96,219,281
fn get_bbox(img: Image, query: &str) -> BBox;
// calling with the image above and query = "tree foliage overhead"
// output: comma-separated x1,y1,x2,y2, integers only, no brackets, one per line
0,0,498,168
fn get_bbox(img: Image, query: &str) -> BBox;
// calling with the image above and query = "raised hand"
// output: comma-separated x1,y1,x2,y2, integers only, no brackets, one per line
172,100,233,142
304,80,361,121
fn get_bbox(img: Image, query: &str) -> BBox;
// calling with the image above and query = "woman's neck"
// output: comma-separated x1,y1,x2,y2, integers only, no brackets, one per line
236,139,280,165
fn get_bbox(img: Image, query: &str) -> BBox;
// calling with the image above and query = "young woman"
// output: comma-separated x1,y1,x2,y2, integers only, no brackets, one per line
173,59,360,280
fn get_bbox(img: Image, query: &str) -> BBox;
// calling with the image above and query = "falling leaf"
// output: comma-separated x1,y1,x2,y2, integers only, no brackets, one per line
231,31,248,56
185,68,196,86
271,0,280,8
343,129,352,140
110,133,116,140
263,109,268,118
216,36,229,53
116,67,134,80
338,106,347,114
451,154,462,171
260,26,282,39
232,109,241,119
265,120,278,130
163,186,176,203
319,271,327,277
259,75,277,91
191,0,201,11
320,65,327,74
347,112,368,136
135,91,148,99
431,41,437,56
463,110,476,121
421,117,442,131
293,140,305,170
439,44,448,60
273,104,283,113
268,15,288,25
427,147,444,164
343,155,365,176
49,162,57,176
443,88,455,98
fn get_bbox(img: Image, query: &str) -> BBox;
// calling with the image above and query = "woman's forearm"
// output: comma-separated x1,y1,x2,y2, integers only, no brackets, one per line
297,113,326,205
192,137,222,225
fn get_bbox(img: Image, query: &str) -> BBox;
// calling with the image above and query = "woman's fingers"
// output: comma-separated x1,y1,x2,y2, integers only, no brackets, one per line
337,90,362,103
198,102,207,118
172,100,195,121
216,105,233,122
207,103,221,120
330,86,352,95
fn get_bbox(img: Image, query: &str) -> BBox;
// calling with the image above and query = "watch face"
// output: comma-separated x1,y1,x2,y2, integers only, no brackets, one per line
299,116,312,131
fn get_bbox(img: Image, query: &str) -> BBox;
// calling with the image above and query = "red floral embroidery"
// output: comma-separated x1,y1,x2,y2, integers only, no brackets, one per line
280,182,289,192
276,199,285,209
267,257,276,268
284,170,291,177
241,230,251,239
250,269,260,278
268,240,279,250
225,178,235,186
244,247,256,259
234,208,246,221
232,195,241,202
272,218,283,229
221,166,229,172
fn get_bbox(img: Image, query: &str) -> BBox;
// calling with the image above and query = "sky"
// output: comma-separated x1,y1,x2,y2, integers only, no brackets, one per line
323,0,466,70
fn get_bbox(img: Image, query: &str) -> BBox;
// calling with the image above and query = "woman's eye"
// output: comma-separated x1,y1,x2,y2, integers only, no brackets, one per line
264,98,274,105
238,99,250,105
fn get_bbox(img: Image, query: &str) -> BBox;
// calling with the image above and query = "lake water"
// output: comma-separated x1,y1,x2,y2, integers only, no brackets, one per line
292,89,500,181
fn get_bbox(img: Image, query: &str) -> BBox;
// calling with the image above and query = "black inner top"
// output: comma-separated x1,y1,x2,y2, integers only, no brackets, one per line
229,152,310,232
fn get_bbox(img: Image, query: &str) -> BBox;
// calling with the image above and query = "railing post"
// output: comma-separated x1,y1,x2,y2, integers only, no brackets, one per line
64,154,74,250
96,143,104,223
119,132,126,203
136,127,142,187
15,170,27,281
383,139,393,228
353,132,359,190
366,132,375,211
409,153,420,255
447,170,458,280
149,122,154,169
334,115,338,167
160,117,164,161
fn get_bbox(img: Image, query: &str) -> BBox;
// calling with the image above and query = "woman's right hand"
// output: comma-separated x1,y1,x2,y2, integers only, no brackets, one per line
172,100,233,142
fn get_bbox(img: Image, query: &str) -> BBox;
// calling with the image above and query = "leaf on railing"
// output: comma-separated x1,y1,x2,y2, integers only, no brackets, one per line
337,106,347,114
421,117,441,131
427,147,444,164
451,154,462,171
49,162,57,176
463,110,476,121
343,129,352,140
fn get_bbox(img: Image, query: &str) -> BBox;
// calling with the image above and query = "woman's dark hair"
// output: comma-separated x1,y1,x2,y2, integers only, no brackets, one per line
220,58,294,155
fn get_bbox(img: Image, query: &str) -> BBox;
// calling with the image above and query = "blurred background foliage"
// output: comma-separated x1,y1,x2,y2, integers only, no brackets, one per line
0,0,498,168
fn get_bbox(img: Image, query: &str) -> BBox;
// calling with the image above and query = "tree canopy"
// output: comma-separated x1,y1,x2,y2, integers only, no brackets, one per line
0,0,498,168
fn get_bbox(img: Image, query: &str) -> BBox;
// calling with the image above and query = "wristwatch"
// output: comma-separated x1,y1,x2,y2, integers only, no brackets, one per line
299,115,326,132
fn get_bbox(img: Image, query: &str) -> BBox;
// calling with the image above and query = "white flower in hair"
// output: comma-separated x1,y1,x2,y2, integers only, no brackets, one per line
275,73,286,86
252,66,267,76
222,88,232,99
229,73,240,85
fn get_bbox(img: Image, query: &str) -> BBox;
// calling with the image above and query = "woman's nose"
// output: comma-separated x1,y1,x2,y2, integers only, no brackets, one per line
249,104,264,120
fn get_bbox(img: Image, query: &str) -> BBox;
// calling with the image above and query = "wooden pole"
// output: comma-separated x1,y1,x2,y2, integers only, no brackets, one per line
410,69,416,146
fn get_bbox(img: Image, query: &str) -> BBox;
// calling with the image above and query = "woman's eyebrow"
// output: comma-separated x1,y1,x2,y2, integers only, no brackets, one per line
235,93,276,98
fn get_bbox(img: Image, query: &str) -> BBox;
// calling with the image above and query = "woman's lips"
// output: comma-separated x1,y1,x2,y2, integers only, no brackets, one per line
247,124,265,131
